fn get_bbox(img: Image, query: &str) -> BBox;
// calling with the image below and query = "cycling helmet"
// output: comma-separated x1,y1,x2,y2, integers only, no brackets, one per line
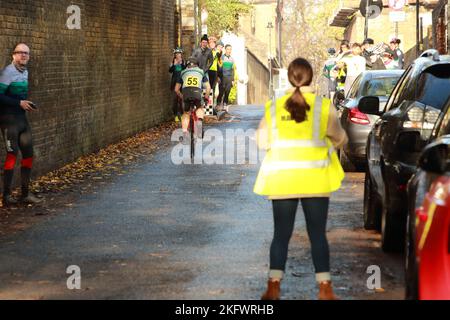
327,48,336,55
186,56,199,66
173,47,183,54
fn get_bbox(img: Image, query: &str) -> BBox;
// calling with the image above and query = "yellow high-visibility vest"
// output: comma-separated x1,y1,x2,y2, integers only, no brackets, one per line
253,92,344,196
210,50,219,72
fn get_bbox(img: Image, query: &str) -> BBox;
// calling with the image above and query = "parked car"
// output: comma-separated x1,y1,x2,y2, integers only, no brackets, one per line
361,50,450,252
336,70,403,171
405,97,450,300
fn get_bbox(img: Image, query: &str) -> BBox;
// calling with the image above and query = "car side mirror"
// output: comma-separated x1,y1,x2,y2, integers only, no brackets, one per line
418,142,449,174
397,131,423,153
358,96,381,116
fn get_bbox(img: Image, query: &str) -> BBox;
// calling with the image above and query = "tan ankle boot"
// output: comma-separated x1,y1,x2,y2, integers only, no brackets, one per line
318,281,339,300
261,279,281,300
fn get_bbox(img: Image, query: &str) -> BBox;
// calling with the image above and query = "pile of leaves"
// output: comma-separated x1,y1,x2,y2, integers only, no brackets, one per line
0,121,179,235
30,121,178,195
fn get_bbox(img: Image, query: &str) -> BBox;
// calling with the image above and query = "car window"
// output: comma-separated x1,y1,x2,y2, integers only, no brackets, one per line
385,66,413,111
362,76,400,97
347,74,362,99
436,99,450,137
417,65,450,110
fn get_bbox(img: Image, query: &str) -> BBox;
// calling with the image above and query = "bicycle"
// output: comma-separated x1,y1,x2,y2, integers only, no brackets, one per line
181,97,205,160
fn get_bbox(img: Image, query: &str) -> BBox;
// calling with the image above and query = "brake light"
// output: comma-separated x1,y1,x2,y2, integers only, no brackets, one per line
349,108,370,125
403,106,439,130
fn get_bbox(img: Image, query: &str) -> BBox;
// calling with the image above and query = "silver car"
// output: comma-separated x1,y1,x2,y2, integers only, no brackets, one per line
336,70,404,171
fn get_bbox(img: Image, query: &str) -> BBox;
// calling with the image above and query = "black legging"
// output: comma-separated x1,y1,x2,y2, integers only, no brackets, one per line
0,114,34,197
270,198,330,274
208,71,217,91
217,76,233,105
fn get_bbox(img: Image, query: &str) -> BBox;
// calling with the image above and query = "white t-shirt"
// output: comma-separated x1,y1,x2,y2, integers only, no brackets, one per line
341,55,366,77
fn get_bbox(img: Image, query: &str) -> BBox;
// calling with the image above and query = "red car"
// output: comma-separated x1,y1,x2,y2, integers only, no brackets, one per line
406,97,450,300
413,175,450,299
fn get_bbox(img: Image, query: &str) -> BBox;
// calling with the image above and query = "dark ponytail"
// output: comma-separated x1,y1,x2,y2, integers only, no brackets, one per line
285,58,313,123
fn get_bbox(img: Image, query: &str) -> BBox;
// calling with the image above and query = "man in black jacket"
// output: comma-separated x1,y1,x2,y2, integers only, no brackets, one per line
362,38,386,70
191,34,214,74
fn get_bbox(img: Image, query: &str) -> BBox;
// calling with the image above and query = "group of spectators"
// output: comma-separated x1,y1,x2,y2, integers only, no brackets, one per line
169,34,237,121
322,37,405,101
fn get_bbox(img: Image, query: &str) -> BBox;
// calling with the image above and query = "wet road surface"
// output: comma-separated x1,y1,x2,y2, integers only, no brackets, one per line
0,105,404,299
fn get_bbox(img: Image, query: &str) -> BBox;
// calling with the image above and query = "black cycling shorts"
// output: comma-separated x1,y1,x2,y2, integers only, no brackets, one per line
182,87,202,112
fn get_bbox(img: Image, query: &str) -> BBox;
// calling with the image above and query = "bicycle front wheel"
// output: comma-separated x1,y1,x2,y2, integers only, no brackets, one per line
190,114,195,160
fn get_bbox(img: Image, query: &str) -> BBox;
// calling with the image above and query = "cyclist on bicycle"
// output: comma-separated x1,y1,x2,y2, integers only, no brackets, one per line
174,56,211,144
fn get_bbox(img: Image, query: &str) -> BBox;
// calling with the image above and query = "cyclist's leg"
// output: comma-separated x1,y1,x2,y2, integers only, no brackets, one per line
181,100,191,133
195,102,205,120
194,100,204,139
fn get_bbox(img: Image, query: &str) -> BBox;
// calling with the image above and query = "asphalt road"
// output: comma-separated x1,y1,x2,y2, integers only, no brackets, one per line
0,105,404,300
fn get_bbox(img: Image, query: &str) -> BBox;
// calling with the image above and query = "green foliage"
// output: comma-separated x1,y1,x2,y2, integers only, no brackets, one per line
282,0,343,82
202,0,252,37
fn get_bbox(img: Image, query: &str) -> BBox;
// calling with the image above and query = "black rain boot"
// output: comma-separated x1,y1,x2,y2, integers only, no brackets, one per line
20,167,42,204
2,169,17,206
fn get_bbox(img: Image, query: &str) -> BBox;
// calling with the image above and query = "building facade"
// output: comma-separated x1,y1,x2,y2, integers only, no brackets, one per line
329,0,444,65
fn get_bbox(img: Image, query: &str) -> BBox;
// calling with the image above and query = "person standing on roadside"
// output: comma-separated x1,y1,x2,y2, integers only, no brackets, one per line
394,39,405,69
362,38,386,70
384,38,404,70
340,43,366,96
208,37,222,107
192,34,214,74
322,48,337,100
216,40,225,111
216,44,236,111
0,43,42,206
337,40,351,59
254,57,347,300
169,47,186,122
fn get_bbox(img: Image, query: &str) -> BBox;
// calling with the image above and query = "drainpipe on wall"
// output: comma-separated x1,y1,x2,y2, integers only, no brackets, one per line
416,0,421,56
194,0,199,46
277,0,282,67
178,0,182,47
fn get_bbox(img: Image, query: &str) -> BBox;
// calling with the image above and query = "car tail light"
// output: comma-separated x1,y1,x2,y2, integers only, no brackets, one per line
404,107,424,129
403,106,440,131
349,108,370,125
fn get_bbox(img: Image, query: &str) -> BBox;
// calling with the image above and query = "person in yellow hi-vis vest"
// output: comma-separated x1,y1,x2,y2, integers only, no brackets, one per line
208,37,222,106
254,58,348,300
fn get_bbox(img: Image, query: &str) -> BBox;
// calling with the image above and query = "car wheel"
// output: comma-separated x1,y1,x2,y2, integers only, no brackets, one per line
381,192,404,253
405,214,419,300
363,169,381,230
339,149,356,172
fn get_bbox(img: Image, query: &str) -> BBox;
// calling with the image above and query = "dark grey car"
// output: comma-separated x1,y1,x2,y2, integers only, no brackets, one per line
336,70,404,171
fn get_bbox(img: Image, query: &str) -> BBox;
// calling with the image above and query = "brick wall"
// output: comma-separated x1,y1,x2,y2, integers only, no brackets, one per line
0,0,176,179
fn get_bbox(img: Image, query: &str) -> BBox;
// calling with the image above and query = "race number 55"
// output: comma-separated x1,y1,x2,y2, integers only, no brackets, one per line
185,76,199,87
